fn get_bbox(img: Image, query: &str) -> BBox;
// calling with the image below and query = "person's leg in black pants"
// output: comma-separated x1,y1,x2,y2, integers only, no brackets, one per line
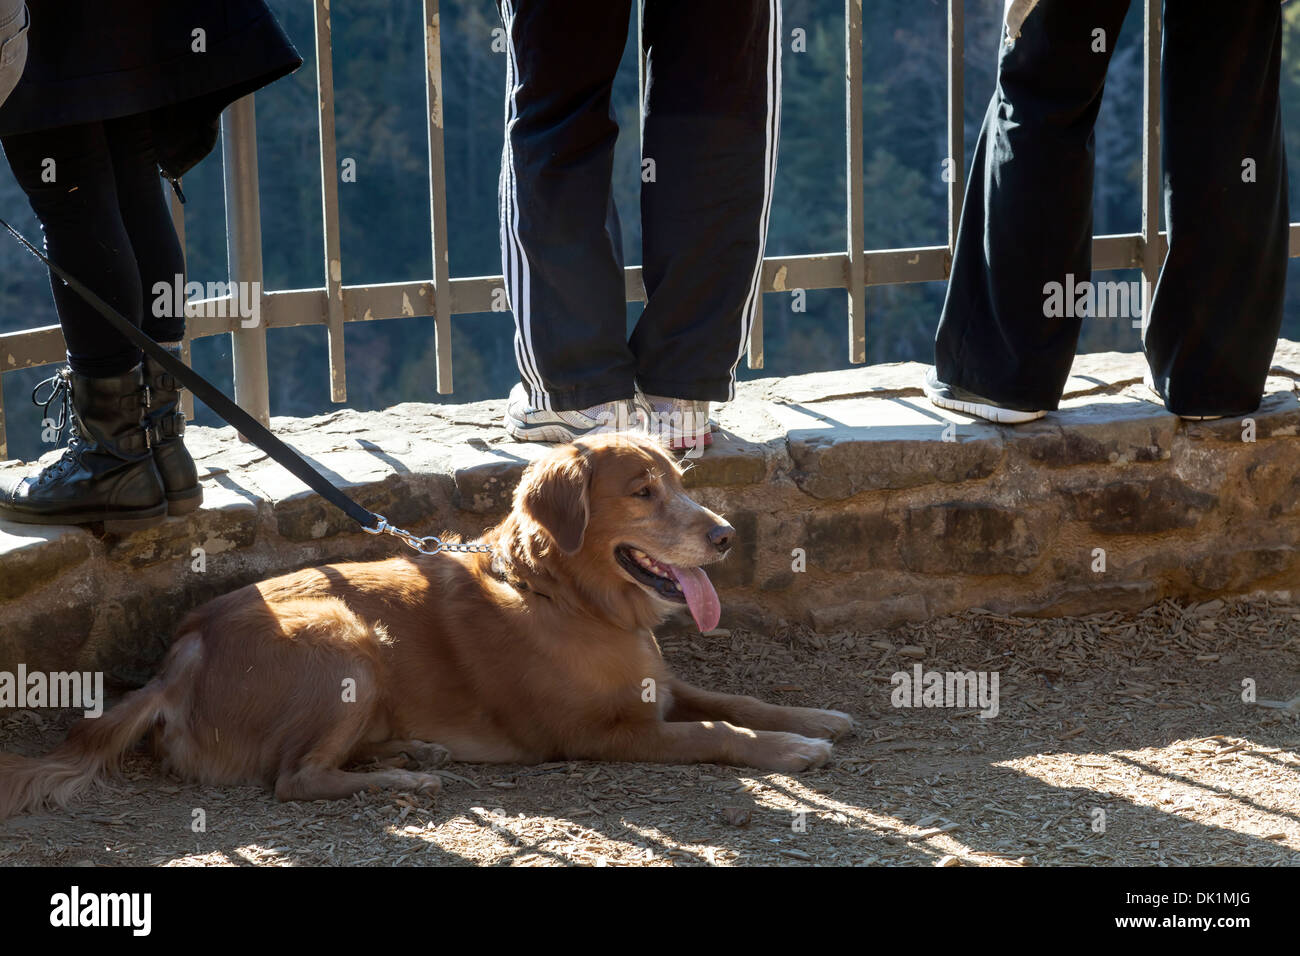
498,0,781,446
931,1,1131,414
1148,3,1287,418
497,0,635,415
106,112,187,348
103,111,200,512
0,113,197,528
3,113,186,370
3,120,146,376
633,0,781,404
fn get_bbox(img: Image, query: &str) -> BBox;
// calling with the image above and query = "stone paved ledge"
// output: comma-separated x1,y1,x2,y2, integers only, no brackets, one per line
2,343,1298,686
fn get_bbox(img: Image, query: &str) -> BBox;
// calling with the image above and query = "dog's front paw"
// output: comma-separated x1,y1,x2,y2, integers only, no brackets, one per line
752,733,833,772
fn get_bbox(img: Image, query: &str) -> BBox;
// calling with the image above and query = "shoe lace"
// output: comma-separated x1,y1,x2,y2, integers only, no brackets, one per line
28,369,84,484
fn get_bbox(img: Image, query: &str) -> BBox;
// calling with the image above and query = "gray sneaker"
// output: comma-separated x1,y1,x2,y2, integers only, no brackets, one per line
504,383,642,443
635,390,713,450
923,367,1046,424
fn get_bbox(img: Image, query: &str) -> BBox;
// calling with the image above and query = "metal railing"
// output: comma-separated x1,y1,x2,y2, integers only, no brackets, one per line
0,1,1295,459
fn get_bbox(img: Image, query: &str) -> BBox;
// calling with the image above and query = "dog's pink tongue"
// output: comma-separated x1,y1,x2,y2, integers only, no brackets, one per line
668,564,720,633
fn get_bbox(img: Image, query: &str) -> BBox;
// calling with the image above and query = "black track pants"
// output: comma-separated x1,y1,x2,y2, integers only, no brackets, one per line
934,1,1287,418
497,0,781,411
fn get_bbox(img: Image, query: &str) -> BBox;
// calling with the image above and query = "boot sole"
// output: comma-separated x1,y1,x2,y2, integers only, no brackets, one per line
166,488,204,516
103,509,169,533
0,504,168,532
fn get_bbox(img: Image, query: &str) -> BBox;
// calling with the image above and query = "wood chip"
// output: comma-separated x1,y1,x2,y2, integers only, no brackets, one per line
718,807,752,827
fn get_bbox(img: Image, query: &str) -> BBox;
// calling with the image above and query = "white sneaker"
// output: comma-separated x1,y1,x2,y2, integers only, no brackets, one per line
504,383,642,443
922,367,1046,424
635,390,713,449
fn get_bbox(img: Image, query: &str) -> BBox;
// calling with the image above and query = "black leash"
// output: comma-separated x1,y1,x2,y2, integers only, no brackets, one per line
0,215,488,557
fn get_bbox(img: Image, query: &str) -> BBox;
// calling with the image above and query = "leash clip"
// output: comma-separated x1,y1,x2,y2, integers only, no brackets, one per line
364,513,493,556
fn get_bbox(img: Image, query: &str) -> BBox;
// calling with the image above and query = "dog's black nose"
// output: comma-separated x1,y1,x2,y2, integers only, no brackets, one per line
708,524,735,553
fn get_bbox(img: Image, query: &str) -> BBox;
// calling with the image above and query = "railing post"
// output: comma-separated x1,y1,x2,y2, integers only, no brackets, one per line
748,287,765,369
423,0,453,393
221,94,270,429
845,0,866,364
946,0,965,259
314,0,348,403
1139,0,1163,330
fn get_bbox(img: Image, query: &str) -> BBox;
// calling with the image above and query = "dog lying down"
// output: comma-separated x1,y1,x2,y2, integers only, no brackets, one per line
0,433,852,817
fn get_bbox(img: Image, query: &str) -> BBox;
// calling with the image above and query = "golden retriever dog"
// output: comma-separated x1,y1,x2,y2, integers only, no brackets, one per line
0,433,852,816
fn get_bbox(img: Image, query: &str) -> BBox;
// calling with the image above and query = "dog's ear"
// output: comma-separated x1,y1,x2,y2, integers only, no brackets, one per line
521,447,592,555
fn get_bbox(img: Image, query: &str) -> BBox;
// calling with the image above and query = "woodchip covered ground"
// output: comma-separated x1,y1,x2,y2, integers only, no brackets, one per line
1,595,1297,866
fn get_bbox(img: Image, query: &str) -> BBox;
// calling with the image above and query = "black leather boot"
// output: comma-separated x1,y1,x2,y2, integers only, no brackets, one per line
142,346,202,515
0,365,167,532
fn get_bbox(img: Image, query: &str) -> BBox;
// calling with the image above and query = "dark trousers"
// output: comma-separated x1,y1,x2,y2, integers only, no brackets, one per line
3,111,186,378
498,0,781,411
935,1,1288,417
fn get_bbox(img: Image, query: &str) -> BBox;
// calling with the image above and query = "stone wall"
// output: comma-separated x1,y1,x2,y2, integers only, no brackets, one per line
1,345,1297,687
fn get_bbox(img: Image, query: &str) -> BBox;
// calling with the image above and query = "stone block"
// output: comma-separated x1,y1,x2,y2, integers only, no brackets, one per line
900,501,1055,574
1062,475,1217,534
0,522,95,604
776,398,1003,499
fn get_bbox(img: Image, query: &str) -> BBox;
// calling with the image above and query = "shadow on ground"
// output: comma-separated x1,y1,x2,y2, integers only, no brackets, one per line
1,595,1297,866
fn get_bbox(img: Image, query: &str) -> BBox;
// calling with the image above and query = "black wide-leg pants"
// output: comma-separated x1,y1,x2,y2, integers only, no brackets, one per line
497,0,781,411
934,1,1287,418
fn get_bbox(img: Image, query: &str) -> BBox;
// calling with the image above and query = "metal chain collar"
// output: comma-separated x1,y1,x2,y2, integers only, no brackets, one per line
363,515,494,556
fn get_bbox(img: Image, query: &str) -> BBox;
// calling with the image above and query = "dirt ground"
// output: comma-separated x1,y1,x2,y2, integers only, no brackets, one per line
1,594,1298,867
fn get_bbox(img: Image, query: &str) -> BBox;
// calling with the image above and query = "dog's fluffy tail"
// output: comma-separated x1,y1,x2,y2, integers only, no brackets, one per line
0,681,167,819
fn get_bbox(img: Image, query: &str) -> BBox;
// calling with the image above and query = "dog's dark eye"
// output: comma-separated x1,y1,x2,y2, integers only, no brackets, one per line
632,486,653,498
